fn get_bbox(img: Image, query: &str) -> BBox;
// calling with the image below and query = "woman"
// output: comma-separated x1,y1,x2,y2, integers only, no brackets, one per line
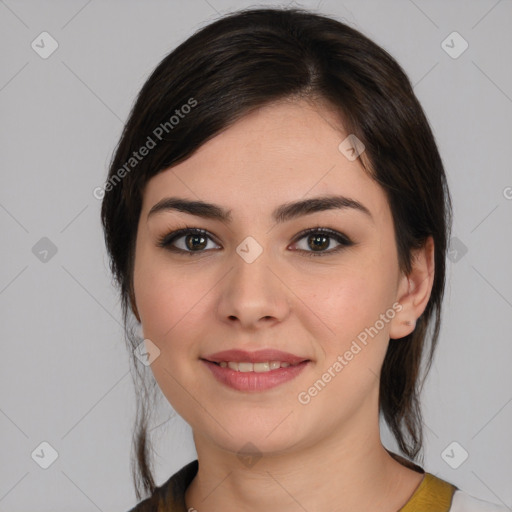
100,7,507,512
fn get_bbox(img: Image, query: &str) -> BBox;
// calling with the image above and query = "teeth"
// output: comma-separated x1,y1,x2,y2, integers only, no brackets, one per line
218,361,298,372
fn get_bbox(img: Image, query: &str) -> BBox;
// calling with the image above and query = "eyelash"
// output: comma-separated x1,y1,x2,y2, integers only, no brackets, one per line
156,225,354,258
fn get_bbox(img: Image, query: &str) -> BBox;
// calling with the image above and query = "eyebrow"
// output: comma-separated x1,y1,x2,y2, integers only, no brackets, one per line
147,195,373,224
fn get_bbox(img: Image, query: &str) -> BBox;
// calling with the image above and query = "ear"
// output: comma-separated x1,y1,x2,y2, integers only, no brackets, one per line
389,236,435,340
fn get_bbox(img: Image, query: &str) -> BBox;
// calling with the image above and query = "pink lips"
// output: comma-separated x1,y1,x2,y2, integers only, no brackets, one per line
200,349,311,392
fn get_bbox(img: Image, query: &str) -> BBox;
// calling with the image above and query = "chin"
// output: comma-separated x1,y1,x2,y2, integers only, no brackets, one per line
199,416,308,457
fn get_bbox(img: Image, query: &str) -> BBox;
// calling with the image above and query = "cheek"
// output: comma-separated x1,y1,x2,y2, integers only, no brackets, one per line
298,255,398,389
297,268,396,406
133,258,207,413
133,248,222,362
134,235,185,328
135,264,201,342
301,262,396,340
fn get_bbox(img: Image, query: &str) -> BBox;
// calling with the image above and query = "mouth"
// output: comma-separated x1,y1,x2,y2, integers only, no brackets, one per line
201,348,311,368
201,358,311,392
201,359,310,372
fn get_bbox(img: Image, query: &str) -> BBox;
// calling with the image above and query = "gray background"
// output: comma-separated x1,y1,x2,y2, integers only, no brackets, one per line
1,0,511,510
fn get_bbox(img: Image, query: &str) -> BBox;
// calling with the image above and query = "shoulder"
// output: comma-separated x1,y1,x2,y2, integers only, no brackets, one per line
396,468,508,512
125,484,164,512
125,459,199,512
450,489,509,512
126,496,156,512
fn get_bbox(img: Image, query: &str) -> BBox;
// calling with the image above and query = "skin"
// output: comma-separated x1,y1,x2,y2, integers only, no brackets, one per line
132,98,435,512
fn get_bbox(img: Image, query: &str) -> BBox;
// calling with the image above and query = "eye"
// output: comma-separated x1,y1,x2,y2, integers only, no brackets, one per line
157,227,220,255
290,227,354,257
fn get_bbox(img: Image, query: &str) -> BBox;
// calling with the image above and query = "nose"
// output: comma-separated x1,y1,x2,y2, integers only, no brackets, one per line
215,247,291,329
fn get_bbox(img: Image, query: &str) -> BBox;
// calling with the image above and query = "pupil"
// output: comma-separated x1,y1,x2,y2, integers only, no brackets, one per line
187,234,206,250
309,234,328,251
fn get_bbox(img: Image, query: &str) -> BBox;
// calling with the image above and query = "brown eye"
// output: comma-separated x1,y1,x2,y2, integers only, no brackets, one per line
184,233,208,251
291,227,354,257
307,233,330,251
157,228,220,255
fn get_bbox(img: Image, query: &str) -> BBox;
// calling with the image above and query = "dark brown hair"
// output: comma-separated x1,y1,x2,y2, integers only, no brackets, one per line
100,6,452,500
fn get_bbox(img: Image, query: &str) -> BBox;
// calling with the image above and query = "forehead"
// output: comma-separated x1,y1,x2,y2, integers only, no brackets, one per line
141,100,389,224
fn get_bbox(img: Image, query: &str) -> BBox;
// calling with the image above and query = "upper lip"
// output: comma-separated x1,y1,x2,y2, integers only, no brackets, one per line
202,349,310,364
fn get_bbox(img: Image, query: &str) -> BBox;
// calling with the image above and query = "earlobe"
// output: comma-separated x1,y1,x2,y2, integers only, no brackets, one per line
389,236,435,340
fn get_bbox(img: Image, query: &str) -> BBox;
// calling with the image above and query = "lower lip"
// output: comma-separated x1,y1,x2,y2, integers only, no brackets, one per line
201,359,310,392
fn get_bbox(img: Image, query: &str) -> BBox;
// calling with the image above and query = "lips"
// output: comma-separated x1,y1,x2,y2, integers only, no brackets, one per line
202,349,310,365
202,359,310,392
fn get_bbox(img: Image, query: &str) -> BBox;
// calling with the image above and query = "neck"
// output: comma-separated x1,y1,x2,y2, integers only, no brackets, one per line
184,394,423,512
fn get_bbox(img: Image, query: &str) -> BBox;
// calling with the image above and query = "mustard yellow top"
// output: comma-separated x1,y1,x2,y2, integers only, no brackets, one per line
127,455,459,512
399,472,457,512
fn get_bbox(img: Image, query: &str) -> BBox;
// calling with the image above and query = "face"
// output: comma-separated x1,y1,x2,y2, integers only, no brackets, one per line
132,99,413,457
